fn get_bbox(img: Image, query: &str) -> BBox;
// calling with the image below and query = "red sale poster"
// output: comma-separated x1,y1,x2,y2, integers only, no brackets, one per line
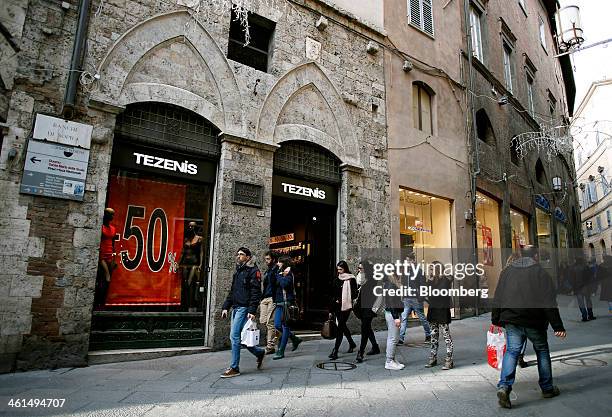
105,175,186,305
482,225,494,266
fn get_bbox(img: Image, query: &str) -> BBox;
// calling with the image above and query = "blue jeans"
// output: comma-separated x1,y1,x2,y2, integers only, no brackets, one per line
498,324,553,392
274,304,292,351
399,298,431,340
230,306,264,371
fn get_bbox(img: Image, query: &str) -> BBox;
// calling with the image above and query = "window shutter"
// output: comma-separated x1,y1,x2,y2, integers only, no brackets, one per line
412,84,420,129
410,0,421,27
422,0,434,35
421,90,432,134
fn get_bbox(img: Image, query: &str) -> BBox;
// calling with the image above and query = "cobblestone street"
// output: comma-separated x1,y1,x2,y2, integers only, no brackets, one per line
1,299,610,417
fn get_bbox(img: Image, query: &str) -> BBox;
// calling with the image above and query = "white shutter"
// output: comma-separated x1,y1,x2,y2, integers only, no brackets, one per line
422,0,434,35
409,0,421,27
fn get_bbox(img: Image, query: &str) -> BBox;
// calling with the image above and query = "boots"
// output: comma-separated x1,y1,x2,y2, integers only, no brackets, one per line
329,348,339,360
347,341,357,353
290,334,302,351
273,345,285,360
425,356,437,368
366,345,380,356
356,350,364,363
442,357,454,370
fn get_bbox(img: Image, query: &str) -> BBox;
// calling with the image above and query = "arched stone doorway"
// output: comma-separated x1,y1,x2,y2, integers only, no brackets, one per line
90,102,221,350
270,141,341,326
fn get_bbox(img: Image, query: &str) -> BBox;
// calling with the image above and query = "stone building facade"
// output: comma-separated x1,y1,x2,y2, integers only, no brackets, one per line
0,0,390,372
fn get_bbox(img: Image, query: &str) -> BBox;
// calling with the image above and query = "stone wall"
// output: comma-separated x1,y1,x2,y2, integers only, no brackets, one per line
0,0,391,371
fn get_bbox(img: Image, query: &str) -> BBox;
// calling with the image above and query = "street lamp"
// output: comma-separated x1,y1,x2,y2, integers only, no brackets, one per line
552,176,563,192
556,3,584,53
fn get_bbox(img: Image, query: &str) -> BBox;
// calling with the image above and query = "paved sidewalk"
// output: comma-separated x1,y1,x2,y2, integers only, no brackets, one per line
1,299,610,417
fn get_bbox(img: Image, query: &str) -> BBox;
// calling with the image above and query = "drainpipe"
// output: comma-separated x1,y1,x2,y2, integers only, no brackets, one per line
464,0,480,315
62,0,92,118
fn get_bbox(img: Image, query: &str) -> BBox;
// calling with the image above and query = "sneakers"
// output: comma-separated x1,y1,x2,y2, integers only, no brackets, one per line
542,386,561,398
256,351,265,369
220,368,240,378
385,360,405,370
497,387,512,409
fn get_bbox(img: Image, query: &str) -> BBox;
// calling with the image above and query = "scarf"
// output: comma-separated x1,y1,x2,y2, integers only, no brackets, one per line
338,273,355,311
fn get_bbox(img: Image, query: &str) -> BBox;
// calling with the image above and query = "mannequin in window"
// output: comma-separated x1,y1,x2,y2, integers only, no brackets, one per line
179,221,203,311
95,208,117,308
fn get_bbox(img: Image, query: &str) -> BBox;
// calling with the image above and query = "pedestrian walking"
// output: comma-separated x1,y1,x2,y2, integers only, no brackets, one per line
328,261,358,360
424,261,454,370
571,257,596,321
354,261,381,363
505,253,528,368
492,246,566,409
383,273,405,370
598,255,612,313
398,252,431,345
260,251,279,354
272,256,302,360
220,247,265,378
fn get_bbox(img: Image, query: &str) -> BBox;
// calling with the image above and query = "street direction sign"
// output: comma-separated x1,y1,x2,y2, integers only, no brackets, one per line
20,139,90,201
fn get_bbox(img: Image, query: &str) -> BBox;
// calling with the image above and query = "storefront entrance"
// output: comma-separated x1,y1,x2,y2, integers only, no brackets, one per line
90,102,220,350
270,141,341,327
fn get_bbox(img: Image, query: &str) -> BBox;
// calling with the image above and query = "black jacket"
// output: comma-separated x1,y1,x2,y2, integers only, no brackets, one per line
222,259,262,315
491,257,565,332
425,275,453,324
330,274,358,312
272,271,296,304
354,277,378,319
262,265,278,299
570,262,595,296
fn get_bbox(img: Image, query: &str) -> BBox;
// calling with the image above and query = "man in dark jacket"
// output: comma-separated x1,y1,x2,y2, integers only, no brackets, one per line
220,247,265,378
492,246,566,409
571,257,596,321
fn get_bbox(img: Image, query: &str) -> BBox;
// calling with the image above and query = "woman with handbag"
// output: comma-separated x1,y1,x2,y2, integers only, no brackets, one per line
354,261,381,363
329,261,358,360
272,256,303,360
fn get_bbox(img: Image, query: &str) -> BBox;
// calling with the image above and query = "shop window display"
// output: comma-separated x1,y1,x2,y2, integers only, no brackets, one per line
399,188,452,264
98,170,212,312
510,209,530,252
475,192,502,291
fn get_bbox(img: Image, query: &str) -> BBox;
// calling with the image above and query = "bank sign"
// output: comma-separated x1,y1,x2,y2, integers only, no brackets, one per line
272,175,337,206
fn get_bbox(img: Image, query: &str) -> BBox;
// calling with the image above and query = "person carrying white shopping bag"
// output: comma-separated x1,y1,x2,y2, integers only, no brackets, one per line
241,318,260,347
491,246,566,409
487,324,506,370
220,247,266,378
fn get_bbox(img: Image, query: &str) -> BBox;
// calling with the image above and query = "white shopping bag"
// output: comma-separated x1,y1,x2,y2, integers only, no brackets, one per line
487,325,506,370
240,318,260,347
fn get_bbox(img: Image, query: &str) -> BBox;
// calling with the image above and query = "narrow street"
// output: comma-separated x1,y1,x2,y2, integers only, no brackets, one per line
1,298,610,417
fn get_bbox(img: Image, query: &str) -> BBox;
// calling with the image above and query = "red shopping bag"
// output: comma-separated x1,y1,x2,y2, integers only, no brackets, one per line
487,325,506,370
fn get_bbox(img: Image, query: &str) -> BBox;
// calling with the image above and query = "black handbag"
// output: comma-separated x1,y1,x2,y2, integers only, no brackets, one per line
321,315,337,339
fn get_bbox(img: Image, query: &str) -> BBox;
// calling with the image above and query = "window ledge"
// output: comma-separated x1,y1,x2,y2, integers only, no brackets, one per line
408,22,435,40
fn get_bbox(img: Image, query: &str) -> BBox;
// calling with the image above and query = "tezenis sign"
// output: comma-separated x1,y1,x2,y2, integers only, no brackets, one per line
133,152,198,175
273,175,337,206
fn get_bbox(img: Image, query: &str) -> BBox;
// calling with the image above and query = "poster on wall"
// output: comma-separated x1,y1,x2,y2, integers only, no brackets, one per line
106,176,186,305
482,226,494,266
